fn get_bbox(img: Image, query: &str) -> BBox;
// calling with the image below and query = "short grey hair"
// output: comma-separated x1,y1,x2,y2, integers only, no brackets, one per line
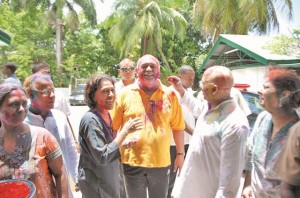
178,65,194,76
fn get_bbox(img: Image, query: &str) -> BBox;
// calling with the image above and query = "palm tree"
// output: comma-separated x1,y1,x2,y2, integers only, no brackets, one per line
7,0,98,74
108,0,188,71
193,0,293,42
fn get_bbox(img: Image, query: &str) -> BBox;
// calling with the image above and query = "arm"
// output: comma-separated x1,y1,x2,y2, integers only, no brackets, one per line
241,143,254,198
80,115,120,165
172,130,185,176
216,125,248,197
48,155,69,198
184,121,194,135
80,114,142,165
168,76,205,117
241,171,253,198
113,117,143,147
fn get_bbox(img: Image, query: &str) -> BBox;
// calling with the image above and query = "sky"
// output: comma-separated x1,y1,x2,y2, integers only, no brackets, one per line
93,0,115,22
274,0,300,35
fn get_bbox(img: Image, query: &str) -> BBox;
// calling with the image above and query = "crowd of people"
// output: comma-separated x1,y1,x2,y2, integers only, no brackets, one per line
0,56,299,198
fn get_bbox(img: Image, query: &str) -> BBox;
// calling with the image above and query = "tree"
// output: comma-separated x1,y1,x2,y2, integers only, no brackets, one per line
63,20,120,84
193,0,293,42
265,29,300,58
107,0,188,71
0,3,56,83
5,0,98,74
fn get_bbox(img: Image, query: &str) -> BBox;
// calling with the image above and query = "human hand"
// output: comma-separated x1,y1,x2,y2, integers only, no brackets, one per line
75,183,80,192
167,76,185,96
121,117,143,135
173,155,184,176
241,186,253,198
122,135,139,148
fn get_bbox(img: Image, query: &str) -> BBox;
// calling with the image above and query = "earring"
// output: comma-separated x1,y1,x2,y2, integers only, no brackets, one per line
278,96,287,108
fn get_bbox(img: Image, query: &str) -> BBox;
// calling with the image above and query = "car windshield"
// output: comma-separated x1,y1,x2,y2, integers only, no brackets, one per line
75,84,85,94
242,92,263,114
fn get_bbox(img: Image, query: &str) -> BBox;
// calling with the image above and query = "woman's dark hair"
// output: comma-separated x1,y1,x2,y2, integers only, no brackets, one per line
0,83,26,107
85,74,115,109
268,67,300,109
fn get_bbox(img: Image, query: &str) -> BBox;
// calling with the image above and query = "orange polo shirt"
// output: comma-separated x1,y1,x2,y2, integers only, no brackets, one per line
111,80,185,168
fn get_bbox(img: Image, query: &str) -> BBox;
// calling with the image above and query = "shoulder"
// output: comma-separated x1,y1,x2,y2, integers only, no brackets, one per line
29,124,55,138
80,111,99,124
290,119,300,132
115,83,139,99
256,111,270,123
29,124,48,132
161,84,177,96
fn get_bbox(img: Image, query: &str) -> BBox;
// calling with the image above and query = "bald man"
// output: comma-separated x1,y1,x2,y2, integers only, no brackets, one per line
168,66,249,198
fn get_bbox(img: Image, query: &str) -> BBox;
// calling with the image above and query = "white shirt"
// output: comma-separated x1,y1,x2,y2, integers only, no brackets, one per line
172,91,249,198
115,79,137,92
54,89,71,117
169,86,195,145
25,109,79,183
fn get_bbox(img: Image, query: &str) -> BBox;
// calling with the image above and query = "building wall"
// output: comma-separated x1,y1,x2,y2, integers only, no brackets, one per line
232,66,269,92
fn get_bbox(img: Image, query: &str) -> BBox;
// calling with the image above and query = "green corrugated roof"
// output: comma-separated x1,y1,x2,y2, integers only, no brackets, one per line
200,34,300,73
0,29,11,46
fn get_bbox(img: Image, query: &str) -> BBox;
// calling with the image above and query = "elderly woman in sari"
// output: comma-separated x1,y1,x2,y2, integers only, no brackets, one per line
0,83,68,197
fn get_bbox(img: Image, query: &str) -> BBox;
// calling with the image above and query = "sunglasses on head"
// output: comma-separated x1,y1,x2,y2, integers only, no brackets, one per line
120,66,135,73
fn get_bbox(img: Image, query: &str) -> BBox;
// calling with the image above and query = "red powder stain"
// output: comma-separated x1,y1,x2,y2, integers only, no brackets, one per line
15,90,24,100
268,70,286,81
0,182,30,198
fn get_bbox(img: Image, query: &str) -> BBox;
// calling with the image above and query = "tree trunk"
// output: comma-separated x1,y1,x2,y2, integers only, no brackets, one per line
56,19,63,74
153,39,171,72
142,36,148,56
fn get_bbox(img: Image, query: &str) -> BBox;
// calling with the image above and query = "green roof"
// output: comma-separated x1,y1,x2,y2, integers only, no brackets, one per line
200,34,300,72
0,29,11,46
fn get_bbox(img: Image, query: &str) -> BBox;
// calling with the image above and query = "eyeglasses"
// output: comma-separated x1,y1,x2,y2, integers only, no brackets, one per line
35,88,55,96
120,66,135,73
41,71,51,75
199,81,214,89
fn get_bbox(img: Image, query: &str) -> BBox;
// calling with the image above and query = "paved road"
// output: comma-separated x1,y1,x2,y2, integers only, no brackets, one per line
68,104,88,198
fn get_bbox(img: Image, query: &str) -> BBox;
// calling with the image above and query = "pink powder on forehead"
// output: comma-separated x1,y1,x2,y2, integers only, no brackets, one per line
14,89,25,99
137,54,159,67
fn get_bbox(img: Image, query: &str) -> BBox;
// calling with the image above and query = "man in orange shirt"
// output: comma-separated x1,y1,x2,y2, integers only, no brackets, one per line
111,54,185,198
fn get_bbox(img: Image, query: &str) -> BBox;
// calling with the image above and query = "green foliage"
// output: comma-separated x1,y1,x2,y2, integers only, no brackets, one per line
161,10,211,86
108,0,188,60
265,29,300,58
0,3,56,83
193,0,293,42
63,22,120,81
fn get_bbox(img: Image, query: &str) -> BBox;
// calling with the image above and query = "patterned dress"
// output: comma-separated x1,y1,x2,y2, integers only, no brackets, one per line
0,125,62,198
